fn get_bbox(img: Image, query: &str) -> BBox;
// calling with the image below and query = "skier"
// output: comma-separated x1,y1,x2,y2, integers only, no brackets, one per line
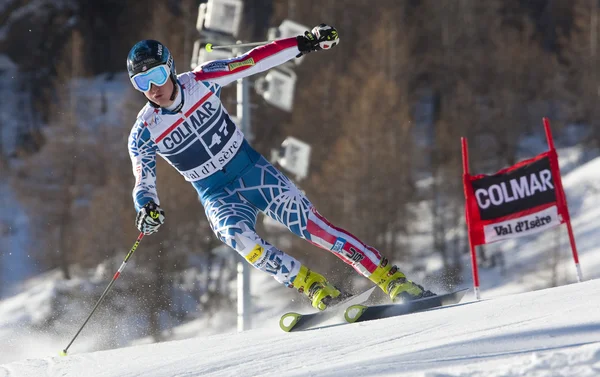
127,24,434,311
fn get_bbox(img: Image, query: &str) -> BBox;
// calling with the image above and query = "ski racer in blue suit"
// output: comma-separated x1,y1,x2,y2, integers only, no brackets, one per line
127,24,434,310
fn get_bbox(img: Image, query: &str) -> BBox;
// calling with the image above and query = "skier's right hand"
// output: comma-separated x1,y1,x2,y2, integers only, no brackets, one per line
136,201,165,235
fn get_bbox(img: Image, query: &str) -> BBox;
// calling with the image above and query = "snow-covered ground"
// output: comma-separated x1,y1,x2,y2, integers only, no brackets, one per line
1,136,600,375
1,278,599,376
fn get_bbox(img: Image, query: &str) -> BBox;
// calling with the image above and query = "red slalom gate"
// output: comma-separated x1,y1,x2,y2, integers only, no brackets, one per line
461,118,582,300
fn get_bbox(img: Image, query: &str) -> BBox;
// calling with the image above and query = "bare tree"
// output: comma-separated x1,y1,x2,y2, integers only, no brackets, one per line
561,0,600,146
11,30,89,278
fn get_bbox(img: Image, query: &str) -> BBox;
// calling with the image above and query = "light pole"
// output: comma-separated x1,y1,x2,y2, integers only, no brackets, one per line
234,42,252,331
194,0,252,332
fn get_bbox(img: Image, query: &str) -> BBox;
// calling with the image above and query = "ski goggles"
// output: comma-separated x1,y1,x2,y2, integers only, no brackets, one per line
130,64,170,92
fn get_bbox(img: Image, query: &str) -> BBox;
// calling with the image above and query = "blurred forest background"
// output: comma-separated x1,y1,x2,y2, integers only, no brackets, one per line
1,0,599,340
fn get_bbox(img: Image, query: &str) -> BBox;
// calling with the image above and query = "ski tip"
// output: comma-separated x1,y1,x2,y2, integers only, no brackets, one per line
344,304,368,323
279,312,302,332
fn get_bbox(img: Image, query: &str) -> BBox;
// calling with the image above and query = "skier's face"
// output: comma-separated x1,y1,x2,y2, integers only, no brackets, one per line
144,78,174,107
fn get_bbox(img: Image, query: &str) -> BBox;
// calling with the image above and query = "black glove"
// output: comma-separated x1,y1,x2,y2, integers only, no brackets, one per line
136,201,165,235
296,24,339,56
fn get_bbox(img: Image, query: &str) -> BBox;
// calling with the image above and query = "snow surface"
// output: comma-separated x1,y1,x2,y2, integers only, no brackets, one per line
0,279,599,376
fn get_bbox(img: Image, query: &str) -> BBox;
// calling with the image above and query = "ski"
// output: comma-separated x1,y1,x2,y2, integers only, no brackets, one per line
344,288,469,324
279,286,377,332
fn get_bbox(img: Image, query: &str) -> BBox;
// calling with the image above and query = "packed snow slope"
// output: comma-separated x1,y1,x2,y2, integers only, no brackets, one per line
1,279,599,377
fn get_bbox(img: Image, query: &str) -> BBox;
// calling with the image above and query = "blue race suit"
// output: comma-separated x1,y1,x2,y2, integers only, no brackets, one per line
128,38,383,287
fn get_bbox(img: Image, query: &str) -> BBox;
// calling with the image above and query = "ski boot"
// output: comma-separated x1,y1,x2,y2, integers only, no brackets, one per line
291,265,341,311
369,258,436,302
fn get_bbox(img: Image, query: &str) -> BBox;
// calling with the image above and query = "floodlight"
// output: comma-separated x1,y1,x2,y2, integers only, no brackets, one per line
203,0,243,37
278,137,311,180
255,67,297,112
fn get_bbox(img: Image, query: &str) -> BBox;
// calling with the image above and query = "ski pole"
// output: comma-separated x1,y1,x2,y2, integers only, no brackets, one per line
60,232,145,356
205,40,274,52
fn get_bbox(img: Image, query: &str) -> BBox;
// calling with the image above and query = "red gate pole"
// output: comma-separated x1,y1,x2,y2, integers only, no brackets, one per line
462,137,481,299
542,117,583,282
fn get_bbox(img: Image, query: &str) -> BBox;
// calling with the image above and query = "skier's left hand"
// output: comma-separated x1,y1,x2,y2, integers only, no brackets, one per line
136,201,165,235
297,24,339,56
